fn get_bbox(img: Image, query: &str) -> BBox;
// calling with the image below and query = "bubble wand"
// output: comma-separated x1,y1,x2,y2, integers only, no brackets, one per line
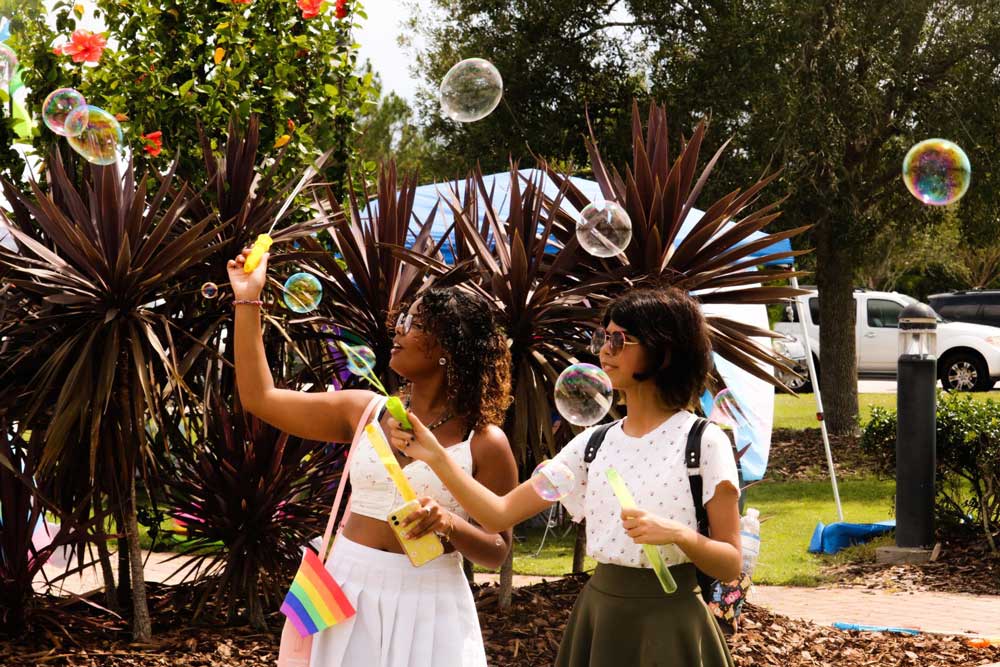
605,467,678,594
243,157,326,274
336,342,412,429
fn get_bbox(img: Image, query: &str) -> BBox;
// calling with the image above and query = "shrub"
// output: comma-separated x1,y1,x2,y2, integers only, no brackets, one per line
860,393,1000,551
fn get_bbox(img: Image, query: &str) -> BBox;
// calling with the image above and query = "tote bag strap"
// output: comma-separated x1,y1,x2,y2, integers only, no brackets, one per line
317,394,385,561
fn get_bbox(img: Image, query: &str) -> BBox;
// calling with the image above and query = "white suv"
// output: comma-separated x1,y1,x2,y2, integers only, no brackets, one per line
773,288,1000,392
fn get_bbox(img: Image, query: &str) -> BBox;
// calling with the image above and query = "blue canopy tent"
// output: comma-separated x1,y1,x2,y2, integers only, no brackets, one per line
385,169,793,481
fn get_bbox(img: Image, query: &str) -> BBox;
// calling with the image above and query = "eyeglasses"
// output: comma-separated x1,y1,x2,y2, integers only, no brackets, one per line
589,327,640,355
395,311,422,336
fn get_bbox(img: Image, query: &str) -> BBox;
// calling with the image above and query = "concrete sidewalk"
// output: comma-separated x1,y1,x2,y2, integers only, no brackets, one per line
36,553,1000,638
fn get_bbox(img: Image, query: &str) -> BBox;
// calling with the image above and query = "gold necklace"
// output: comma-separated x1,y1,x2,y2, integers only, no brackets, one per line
403,396,454,431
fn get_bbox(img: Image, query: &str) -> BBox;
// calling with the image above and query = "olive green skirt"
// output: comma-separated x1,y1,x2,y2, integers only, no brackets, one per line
555,563,735,667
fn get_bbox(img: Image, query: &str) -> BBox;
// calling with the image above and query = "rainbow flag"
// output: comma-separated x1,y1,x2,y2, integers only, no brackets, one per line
280,549,355,637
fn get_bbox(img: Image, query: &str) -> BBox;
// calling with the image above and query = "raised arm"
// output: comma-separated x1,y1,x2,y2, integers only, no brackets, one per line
227,248,375,443
386,413,551,533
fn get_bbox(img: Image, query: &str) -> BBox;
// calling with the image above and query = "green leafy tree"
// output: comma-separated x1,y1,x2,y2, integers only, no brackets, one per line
407,0,648,179
636,0,1000,433
1,0,375,190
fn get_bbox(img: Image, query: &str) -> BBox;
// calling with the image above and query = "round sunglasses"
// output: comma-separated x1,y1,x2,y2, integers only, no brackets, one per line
589,327,640,355
395,311,423,336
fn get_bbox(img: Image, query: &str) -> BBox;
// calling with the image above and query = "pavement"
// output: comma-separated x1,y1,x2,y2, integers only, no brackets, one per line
35,552,1000,639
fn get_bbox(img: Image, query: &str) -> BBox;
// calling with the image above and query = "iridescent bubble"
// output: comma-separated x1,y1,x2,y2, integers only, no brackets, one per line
66,106,123,166
577,202,633,258
0,44,17,90
42,88,88,137
282,272,323,313
708,388,759,432
340,343,376,377
200,282,218,299
530,459,577,502
902,139,971,206
554,363,613,427
439,58,503,123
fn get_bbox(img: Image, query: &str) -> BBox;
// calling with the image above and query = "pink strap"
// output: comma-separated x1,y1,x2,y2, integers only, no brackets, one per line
318,395,384,562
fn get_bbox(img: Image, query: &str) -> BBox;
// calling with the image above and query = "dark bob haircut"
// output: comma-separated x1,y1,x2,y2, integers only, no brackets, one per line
601,287,713,409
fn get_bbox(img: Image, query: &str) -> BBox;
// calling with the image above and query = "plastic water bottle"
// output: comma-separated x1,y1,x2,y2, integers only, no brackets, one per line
740,508,761,576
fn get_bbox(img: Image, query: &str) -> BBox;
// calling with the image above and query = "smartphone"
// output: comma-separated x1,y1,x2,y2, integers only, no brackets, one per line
387,499,444,567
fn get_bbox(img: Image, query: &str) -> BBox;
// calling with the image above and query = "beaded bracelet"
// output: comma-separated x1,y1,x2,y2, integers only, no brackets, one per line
233,299,264,307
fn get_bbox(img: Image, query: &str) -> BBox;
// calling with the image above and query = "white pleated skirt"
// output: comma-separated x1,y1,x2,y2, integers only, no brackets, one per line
309,535,488,667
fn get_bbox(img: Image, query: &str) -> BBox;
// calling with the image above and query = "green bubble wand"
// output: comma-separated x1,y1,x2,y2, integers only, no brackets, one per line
605,467,678,594
335,341,412,429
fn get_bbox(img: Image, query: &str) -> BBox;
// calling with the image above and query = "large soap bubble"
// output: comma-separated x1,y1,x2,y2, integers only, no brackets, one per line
530,459,577,502
577,202,632,258
902,139,971,206
439,58,503,123
42,88,88,137
554,363,613,427
200,282,219,299
66,106,123,166
0,44,16,90
282,272,323,313
339,343,377,377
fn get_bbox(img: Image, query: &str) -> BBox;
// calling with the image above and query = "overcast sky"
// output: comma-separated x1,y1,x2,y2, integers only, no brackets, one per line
355,0,422,103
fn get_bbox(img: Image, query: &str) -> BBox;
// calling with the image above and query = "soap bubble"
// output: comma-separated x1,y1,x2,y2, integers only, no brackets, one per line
530,459,577,502
340,343,376,377
902,139,971,206
42,88,88,137
282,272,323,313
0,44,16,89
554,363,613,427
439,58,503,123
708,388,759,432
66,106,122,166
577,201,632,258
200,282,218,299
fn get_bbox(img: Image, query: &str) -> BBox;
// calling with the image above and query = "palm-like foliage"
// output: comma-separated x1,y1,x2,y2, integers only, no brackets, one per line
547,101,810,388
157,393,345,630
0,152,228,640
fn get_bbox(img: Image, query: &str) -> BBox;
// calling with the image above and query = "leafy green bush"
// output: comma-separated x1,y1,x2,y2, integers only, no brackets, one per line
860,393,1000,551
2,0,375,189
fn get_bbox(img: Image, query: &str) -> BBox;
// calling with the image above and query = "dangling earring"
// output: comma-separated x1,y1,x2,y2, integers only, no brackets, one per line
438,357,447,366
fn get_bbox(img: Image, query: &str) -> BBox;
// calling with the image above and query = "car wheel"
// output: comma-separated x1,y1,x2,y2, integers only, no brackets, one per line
939,352,992,392
777,365,813,393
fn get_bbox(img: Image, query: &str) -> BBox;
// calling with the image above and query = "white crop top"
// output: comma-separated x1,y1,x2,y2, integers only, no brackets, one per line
349,399,474,521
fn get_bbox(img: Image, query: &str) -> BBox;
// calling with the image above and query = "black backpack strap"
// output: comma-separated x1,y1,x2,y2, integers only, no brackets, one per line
583,420,619,464
686,417,717,603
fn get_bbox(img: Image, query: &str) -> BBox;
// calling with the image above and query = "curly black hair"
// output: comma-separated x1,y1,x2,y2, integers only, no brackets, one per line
602,287,713,410
392,287,512,430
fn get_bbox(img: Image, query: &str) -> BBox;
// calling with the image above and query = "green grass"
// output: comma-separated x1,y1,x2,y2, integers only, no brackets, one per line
774,391,1000,430
745,477,895,586
485,478,897,584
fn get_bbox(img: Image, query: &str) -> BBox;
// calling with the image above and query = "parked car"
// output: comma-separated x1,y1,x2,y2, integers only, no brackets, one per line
774,288,1000,391
928,290,1000,329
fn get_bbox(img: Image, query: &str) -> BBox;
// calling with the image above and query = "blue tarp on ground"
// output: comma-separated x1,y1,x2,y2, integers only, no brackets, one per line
808,520,897,555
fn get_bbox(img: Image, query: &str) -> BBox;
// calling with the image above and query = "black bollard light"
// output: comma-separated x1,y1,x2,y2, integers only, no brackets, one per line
895,302,937,549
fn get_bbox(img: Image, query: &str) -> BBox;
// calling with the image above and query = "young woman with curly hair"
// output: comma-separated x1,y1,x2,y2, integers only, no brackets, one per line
228,249,516,667
390,287,740,666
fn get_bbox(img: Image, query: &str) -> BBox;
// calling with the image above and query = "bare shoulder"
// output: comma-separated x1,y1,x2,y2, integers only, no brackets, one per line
469,423,517,491
469,423,512,461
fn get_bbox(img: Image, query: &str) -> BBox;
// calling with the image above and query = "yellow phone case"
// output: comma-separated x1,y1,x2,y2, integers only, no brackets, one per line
387,499,445,567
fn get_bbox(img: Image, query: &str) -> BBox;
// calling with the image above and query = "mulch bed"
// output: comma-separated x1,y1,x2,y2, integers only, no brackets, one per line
3,576,999,667
767,428,879,481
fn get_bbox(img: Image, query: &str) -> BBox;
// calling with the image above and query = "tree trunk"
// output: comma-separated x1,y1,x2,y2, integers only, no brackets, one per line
815,216,860,436
247,576,268,630
498,545,514,611
122,473,153,641
95,526,119,613
572,520,587,573
116,533,131,611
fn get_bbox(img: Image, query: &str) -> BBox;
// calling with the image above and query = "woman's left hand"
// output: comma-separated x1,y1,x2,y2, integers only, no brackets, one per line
621,508,694,548
402,496,455,540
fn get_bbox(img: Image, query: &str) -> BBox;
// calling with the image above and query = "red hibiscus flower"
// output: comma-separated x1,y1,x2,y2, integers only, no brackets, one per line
297,0,324,19
143,131,163,157
53,29,108,64
335,0,348,19
233,0,252,3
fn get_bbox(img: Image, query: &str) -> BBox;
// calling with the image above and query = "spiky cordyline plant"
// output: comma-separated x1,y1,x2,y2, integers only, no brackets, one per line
545,101,810,390
157,391,346,630
0,151,228,640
